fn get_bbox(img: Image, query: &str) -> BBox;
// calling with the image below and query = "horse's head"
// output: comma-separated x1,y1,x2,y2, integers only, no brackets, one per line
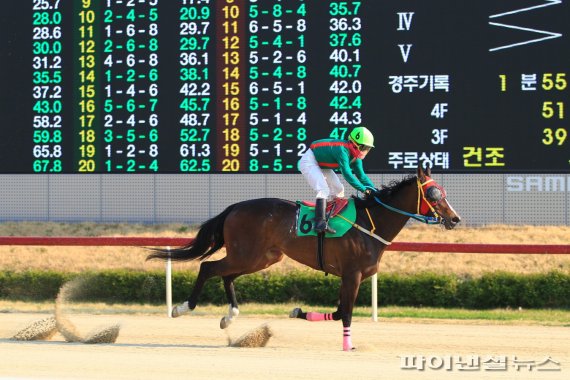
417,166,461,229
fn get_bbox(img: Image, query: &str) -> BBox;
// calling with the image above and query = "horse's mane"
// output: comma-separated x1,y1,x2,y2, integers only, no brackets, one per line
352,175,416,209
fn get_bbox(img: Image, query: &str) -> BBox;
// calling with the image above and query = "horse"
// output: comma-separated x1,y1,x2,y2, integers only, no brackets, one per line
147,165,461,351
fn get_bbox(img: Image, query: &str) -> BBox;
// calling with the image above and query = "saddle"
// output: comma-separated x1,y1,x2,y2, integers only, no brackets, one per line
299,197,349,218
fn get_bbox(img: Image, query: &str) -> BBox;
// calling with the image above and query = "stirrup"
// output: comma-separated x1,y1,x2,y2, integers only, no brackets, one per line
314,220,336,234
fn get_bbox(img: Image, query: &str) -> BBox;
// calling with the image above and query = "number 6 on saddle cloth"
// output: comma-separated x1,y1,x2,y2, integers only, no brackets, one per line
296,198,354,238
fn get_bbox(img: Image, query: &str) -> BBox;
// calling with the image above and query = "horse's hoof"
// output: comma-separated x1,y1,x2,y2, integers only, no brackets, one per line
171,302,190,318
289,308,302,318
220,316,231,329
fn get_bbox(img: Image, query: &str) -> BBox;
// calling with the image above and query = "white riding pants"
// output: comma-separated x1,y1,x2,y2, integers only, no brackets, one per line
299,149,345,199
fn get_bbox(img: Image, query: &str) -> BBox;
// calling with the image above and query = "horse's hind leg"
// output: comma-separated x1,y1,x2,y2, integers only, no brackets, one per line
220,275,240,329
173,234,281,321
172,260,223,317
173,254,255,319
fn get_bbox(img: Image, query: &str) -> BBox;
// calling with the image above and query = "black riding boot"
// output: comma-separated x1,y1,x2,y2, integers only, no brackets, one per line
314,198,336,234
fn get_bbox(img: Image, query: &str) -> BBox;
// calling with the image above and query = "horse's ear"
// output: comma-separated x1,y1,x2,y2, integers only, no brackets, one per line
417,165,425,180
417,164,431,180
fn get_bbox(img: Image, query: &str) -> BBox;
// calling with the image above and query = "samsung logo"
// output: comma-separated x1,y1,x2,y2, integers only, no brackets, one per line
507,176,570,192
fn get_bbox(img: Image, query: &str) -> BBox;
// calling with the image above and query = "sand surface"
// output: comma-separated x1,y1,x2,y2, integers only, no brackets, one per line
1,312,568,380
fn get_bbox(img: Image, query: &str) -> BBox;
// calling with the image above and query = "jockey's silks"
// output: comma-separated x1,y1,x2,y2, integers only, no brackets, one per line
309,139,374,192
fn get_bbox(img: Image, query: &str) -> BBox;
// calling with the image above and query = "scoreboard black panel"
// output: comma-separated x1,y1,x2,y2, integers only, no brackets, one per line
0,0,568,173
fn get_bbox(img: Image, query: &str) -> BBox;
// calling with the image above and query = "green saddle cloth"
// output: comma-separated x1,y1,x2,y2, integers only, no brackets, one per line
296,199,356,238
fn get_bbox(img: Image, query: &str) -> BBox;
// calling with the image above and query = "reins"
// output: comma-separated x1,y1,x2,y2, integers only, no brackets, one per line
375,178,441,225
336,177,441,246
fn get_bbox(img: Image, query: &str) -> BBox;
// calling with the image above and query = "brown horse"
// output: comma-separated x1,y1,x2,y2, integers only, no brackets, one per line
147,166,461,350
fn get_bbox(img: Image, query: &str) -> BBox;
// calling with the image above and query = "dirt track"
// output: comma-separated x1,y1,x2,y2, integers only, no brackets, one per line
1,313,568,380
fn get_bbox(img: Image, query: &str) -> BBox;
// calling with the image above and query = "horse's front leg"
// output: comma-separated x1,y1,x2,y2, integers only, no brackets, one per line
289,294,342,321
338,273,362,351
290,272,362,351
289,307,341,322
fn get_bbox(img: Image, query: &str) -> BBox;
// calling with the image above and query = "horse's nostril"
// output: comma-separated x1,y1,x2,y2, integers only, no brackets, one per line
452,216,461,223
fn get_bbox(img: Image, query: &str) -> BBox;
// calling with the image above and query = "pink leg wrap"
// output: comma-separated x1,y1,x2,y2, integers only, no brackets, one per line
306,312,333,322
343,327,353,351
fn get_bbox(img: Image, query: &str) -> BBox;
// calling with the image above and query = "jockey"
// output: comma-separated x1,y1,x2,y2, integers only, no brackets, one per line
298,126,377,234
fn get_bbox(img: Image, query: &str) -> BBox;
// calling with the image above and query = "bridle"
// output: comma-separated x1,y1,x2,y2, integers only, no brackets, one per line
417,177,446,219
373,176,444,225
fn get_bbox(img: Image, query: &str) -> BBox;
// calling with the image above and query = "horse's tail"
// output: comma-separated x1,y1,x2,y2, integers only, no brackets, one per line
146,204,235,262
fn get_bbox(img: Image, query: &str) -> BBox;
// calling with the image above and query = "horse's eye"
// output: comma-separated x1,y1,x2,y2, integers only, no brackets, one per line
426,187,442,203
